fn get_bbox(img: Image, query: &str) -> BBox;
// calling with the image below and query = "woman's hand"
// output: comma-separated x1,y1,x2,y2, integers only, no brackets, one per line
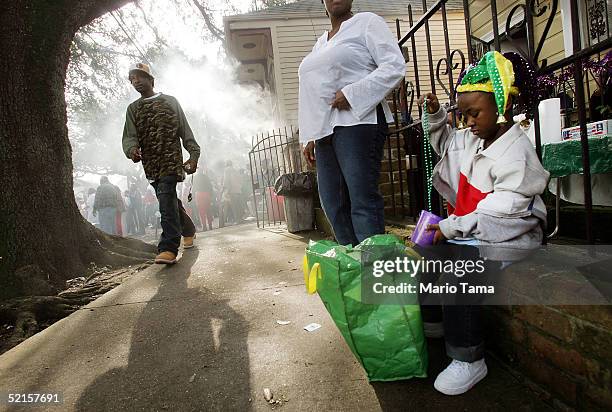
331,90,351,111
427,223,446,245
303,141,316,166
418,93,440,114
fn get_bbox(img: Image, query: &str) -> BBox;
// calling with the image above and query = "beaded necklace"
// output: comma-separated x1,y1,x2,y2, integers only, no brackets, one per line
421,100,434,212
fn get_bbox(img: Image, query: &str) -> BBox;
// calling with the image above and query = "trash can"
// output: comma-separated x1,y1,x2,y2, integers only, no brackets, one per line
274,172,316,233
264,186,285,222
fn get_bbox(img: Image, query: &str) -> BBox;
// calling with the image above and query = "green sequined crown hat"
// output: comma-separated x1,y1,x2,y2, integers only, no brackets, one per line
456,51,519,123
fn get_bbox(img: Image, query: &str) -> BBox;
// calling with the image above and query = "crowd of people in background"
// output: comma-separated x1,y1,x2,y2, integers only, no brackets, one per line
76,160,253,237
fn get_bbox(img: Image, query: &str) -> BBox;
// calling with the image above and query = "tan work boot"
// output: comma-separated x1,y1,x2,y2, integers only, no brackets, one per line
155,251,177,264
183,235,196,249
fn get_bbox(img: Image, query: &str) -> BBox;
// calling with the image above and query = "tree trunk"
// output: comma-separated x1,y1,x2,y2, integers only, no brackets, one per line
0,0,139,300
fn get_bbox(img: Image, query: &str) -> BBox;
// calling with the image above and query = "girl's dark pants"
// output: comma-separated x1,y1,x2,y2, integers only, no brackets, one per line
416,243,502,362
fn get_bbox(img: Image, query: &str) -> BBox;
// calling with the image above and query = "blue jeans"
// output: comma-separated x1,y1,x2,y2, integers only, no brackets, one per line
151,176,196,255
98,207,117,235
315,106,387,246
416,243,502,362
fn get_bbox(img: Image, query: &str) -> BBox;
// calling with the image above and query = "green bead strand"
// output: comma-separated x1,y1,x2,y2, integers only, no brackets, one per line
421,100,434,212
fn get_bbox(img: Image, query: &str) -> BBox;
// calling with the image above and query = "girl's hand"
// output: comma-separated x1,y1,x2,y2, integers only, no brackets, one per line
418,93,440,114
427,223,446,245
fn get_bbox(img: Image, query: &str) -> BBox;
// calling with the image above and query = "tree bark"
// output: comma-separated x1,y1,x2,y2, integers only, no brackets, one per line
0,0,139,300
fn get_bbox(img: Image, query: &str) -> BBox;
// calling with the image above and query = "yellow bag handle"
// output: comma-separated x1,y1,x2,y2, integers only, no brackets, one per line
303,255,309,287
308,263,321,294
303,254,321,295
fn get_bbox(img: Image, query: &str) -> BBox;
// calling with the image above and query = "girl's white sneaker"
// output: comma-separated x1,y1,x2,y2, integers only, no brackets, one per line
434,359,487,395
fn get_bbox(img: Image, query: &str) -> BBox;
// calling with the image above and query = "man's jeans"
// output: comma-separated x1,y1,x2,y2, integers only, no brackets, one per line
151,175,196,255
315,106,387,246
98,207,117,235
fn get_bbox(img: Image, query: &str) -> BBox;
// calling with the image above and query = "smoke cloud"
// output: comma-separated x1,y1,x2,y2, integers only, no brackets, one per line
68,0,276,195
154,55,276,170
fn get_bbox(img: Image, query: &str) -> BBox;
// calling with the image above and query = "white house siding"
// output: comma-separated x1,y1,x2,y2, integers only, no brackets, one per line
275,18,329,126
469,0,565,66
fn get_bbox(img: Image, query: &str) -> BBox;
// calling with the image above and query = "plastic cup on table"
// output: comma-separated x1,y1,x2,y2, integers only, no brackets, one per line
411,210,443,247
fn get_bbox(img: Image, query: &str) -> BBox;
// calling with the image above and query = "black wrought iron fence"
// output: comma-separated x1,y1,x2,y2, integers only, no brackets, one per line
385,0,469,221
248,127,305,228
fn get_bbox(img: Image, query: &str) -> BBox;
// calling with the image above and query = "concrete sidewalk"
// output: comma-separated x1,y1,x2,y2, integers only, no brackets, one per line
0,224,550,411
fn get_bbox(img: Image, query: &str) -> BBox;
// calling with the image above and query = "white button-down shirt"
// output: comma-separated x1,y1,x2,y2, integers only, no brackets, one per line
298,12,406,143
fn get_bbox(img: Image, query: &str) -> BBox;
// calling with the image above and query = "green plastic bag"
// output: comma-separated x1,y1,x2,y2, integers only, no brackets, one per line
303,234,428,382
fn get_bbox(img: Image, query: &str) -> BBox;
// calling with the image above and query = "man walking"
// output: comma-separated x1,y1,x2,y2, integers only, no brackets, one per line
93,176,121,235
127,184,145,235
112,181,126,237
122,63,200,264
222,160,244,225
194,167,215,231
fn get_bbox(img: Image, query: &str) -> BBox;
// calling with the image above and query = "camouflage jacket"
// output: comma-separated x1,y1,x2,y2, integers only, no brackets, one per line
122,93,200,182
93,182,121,212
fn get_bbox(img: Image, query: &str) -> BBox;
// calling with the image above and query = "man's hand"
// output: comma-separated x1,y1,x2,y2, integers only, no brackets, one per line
303,142,316,166
183,159,197,174
418,93,440,114
427,223,446,245
129,147,142,163
331,90,351,111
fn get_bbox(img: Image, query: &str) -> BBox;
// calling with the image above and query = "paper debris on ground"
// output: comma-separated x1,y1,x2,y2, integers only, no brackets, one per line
303,323,321,332
276,320,291,325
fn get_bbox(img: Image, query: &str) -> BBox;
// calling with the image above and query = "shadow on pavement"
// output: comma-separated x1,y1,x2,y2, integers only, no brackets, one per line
75,249,252,411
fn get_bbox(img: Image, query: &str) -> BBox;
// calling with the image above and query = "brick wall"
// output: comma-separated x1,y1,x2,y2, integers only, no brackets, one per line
485,304,612,410
380,135,411,217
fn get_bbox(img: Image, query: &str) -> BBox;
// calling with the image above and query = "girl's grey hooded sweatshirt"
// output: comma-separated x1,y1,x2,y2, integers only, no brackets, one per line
428,106,550,261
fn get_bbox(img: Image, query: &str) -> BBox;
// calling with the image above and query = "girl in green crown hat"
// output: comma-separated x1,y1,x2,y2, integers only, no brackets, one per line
416,51,549,396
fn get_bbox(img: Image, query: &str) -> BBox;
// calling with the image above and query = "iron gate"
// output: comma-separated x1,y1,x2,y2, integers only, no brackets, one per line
248,126,306,228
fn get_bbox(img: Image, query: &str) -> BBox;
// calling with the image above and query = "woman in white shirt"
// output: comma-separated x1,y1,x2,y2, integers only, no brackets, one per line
299,0,405,246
